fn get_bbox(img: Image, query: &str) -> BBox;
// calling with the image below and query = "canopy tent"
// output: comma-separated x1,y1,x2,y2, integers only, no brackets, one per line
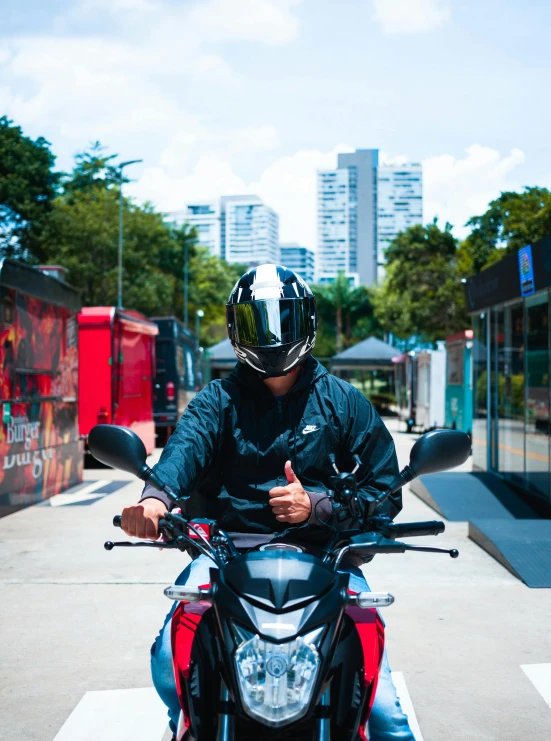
330,336,399,372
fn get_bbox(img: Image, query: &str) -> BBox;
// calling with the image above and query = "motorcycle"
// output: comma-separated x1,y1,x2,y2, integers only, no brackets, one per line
89,425,470,741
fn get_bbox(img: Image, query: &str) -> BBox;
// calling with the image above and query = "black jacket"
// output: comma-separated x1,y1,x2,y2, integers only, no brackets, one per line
142,357,402,538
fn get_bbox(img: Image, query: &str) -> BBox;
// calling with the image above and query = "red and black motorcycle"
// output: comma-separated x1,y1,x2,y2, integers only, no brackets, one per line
89,425,470,741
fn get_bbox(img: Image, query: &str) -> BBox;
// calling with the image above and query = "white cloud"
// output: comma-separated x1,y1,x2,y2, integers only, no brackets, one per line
73,0,300,45
189,0,301,46
0,1,536,258
130,153,249,212
233,125,279,151
423,144,526,235
0,0,302,140
373,0,451,34
380,151,413,166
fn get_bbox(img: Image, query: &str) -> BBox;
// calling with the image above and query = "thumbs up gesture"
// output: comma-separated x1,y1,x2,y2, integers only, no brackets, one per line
268,460,312,524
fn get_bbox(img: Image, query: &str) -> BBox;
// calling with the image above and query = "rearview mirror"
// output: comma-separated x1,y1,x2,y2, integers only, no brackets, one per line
88,424,148,477
409,429,471,477
386,429,471,495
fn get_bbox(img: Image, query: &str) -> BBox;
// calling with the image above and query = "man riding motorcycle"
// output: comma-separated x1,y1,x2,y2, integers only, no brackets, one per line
121,264,415,740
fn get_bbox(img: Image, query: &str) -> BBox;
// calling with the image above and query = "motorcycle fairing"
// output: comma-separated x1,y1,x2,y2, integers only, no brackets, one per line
171,595,213,740
222,550,338,612
345,606,385,740
171,556,385,739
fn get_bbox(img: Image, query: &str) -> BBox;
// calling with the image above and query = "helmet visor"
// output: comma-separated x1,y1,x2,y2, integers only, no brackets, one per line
229,298,315,347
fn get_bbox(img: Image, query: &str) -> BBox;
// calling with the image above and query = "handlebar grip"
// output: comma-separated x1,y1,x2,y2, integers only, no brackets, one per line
390,520,445,538
113,515,122,528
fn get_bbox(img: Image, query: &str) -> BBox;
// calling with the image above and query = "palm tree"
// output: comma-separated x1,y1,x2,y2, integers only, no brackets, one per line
314,272,381,354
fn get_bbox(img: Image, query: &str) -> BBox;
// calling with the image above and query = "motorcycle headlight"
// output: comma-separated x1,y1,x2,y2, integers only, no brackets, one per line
234,633,320,726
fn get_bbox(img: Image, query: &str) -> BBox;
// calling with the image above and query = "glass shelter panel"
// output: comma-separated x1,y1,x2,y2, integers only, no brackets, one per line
498,303,525,483
525,293,550,502
491,308,504,473
472,313,488,470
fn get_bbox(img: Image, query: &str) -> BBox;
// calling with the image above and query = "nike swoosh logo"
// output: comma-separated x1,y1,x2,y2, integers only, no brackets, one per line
302,426,320,435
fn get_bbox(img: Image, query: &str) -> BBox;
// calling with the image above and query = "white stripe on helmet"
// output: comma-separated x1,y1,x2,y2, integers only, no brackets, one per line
250,264,283,300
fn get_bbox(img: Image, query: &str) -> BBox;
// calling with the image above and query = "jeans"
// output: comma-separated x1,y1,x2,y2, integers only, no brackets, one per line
151,555,415,740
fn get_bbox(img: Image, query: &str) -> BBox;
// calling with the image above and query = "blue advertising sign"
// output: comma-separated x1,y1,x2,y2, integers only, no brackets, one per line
518,245,535,297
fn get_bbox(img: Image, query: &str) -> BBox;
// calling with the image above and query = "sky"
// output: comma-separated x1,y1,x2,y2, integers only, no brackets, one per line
2,0,551,249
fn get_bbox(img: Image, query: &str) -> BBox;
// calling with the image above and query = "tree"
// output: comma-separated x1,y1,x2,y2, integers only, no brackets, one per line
373,220,467,344
33,142,241,346
0,116,58,259
313,273,382,357
187,247,245,347
346,285,381,346
60,141,122,197
36,186,186,313
461,187,551,275
315,273,351,354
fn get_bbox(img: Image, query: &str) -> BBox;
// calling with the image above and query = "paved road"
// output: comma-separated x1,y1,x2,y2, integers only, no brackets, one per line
1,422,551,741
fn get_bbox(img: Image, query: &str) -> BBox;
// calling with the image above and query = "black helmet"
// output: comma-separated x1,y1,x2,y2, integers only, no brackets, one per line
226,264,317,377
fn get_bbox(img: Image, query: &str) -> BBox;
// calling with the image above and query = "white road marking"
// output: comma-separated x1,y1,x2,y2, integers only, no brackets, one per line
521,663,551,708
391,672,424,741
52,688,168,741
53,677,422,740
49,480,111,507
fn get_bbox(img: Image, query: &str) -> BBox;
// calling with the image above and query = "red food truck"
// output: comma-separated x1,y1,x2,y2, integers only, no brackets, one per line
0,260,82,517
78,307,158,456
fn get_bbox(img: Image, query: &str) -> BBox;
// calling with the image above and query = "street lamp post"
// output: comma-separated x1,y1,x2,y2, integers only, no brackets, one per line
195,309,204,341
195,309,205,388
183,241,189,329
118,159,143,309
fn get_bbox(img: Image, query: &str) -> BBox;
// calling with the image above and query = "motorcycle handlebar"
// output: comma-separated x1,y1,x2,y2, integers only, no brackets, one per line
388,520,445,538
111,514,179,543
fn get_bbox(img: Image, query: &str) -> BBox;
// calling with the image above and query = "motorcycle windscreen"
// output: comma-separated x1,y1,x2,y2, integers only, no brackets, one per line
228,298,315,347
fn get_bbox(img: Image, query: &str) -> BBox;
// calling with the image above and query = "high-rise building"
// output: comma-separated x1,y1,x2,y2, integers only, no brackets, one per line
222,196,279,266
317,149,379,286
377,164,423,281
317,168,352,284
168,196,279,266
316,149,423,286
279,243,315,284
166,201,222,258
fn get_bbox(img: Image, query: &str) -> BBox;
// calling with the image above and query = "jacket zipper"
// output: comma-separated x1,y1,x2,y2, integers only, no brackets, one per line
277,399,285,481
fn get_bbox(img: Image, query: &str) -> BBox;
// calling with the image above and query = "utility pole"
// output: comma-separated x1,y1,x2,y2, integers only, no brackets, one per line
195,309,205,389
183,240,189,328
117,159,143,309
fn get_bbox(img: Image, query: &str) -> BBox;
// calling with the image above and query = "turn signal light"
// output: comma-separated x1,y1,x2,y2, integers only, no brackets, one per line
164,585,212,602
347,592,395,608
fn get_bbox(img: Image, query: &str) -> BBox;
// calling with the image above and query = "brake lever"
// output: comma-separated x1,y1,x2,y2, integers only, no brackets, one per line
104,540,181,551
334,535,459,570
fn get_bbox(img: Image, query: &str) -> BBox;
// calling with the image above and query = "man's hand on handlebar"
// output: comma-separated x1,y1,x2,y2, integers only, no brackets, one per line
121,498,167,539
